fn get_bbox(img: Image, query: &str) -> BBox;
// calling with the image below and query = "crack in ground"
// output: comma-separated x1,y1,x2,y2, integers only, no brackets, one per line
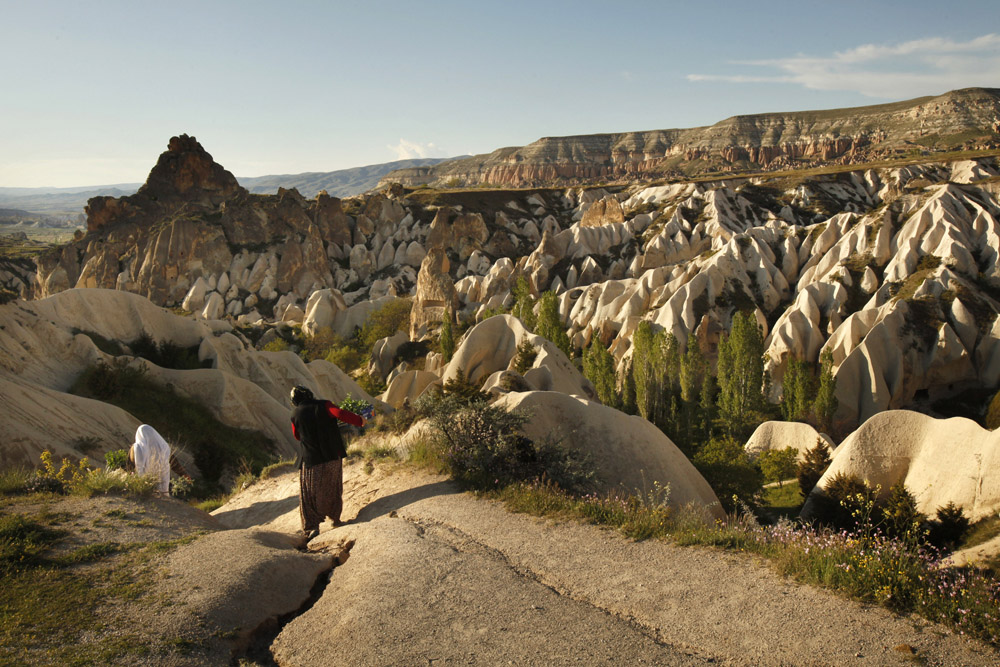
395,514,719,663
235,539,354,666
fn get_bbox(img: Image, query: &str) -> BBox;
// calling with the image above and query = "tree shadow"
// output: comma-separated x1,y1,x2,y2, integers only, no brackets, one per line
212,496,300,529
351,480,460,524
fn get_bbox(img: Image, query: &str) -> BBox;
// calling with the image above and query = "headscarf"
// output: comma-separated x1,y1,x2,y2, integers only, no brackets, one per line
132,424,171,494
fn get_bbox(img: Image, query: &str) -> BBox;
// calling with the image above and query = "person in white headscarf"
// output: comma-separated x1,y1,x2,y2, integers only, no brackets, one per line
129,424,172,494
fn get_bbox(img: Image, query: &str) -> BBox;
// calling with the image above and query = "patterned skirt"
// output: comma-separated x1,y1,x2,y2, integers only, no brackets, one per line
299,458,343,532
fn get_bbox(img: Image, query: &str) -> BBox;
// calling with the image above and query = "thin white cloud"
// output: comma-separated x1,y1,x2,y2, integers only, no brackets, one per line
688,33,1000,99
388,139,447,160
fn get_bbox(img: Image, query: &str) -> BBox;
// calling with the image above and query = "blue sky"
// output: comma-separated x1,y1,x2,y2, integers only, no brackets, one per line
2,0,998,187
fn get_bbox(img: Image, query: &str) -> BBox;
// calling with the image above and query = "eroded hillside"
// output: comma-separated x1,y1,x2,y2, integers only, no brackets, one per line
13,134,1000,435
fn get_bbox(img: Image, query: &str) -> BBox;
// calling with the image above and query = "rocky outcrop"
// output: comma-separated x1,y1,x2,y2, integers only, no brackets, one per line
409,248,458,340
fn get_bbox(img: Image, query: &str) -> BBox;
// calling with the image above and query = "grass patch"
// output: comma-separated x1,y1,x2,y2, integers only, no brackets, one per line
963,515,1000,550
762,480,803,522
0,527,198,665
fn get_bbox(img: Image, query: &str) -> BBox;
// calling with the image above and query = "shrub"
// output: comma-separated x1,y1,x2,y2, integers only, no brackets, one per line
130,333,204,370
0,467,33,495
72,469,158,498
263,338,291,353
880,480,926,540
691,435,764,512
0,514,62,573
104,449,129,471
420,394,594,492
797,440,831,499
810,472,875,530
442,373,489,404
359,299,412,351
76,358,147,400
927,502,970,550
513,339,538,374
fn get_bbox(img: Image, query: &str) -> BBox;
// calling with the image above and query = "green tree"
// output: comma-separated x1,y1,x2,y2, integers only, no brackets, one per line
796,439,832,499
621,359,638,415
631,321,661,422
583,338,620,409
717,311,766,437
880,480,925,540
511,276,537,331
758,447,798,487
781,358,814,422
536,291,573,359
678,339,706,450
439,311,455,362
692,434,764,512
359,298,413,351
813,349,838,434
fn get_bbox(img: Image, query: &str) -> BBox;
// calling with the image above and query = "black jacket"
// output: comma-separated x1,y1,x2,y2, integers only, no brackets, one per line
291,399,350,467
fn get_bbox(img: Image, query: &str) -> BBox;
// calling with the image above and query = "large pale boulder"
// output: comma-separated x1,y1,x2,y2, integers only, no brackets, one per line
370,331,409,382
744,421,835,462
441,315,596,400
497,391,723,518
802,410,1000,522
382,370,440,409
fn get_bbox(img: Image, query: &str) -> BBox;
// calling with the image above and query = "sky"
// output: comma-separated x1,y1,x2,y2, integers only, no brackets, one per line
1,0,998,188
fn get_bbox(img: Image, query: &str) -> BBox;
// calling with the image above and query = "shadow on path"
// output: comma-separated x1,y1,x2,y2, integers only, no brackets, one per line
351,480,460,524
213,496,300,529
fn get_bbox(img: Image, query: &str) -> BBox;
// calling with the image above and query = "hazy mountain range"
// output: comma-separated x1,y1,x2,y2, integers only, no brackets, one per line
0,157,453,220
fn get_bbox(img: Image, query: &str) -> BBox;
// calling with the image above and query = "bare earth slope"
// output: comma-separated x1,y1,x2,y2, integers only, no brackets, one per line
216,462,998,666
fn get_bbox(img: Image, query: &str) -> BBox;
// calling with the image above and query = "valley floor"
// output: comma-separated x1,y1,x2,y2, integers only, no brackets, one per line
214,462,999,666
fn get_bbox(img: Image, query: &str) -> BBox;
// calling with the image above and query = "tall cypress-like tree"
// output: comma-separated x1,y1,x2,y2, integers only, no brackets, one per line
717,311,765,437
536,291,573,359
583,337,620,409
439,311,455,362
511,276,537,331
813,349,838,434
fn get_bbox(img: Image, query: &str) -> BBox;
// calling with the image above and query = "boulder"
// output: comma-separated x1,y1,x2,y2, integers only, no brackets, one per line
801,410,1000,522
743,421,835,462
496,391,723,518
410,248,458,340
382,370,440,409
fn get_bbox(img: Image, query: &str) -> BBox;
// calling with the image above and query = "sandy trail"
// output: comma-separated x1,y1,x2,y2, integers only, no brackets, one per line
214,462,999,666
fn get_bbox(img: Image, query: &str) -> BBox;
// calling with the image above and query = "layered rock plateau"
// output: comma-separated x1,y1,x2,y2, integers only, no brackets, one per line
382,88,1000,188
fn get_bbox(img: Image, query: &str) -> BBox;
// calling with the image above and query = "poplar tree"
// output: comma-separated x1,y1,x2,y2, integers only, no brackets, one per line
583,338,620,409
813,349,838,434
511,276,537,331
717,311,765,437
439,312,455,362
536,291,573,359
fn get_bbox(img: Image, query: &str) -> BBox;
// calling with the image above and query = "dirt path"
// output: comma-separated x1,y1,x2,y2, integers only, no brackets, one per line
216,462,999,666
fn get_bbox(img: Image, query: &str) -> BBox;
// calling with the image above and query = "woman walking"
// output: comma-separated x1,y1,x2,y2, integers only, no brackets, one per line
289,385,365,539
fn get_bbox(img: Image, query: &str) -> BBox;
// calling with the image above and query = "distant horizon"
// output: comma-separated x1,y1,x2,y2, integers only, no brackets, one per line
3,1,998,187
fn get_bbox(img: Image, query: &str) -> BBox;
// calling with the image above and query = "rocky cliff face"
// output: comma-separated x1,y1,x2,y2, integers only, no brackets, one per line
381,88,1000,189
27,131,1000,435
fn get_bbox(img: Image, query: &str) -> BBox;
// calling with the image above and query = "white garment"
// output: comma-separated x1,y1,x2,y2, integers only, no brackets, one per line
132,424,171,494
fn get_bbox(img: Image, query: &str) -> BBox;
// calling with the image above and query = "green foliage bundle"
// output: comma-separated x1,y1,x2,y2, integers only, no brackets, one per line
880,480,926,540
130,333,205,370
813,350,839,433
780,358,815,422
513,339,539,374
358,298,412,351
809,472,876,531
927,502,971,550
77,358,148,400
439,312,455,362
104,449,129,471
